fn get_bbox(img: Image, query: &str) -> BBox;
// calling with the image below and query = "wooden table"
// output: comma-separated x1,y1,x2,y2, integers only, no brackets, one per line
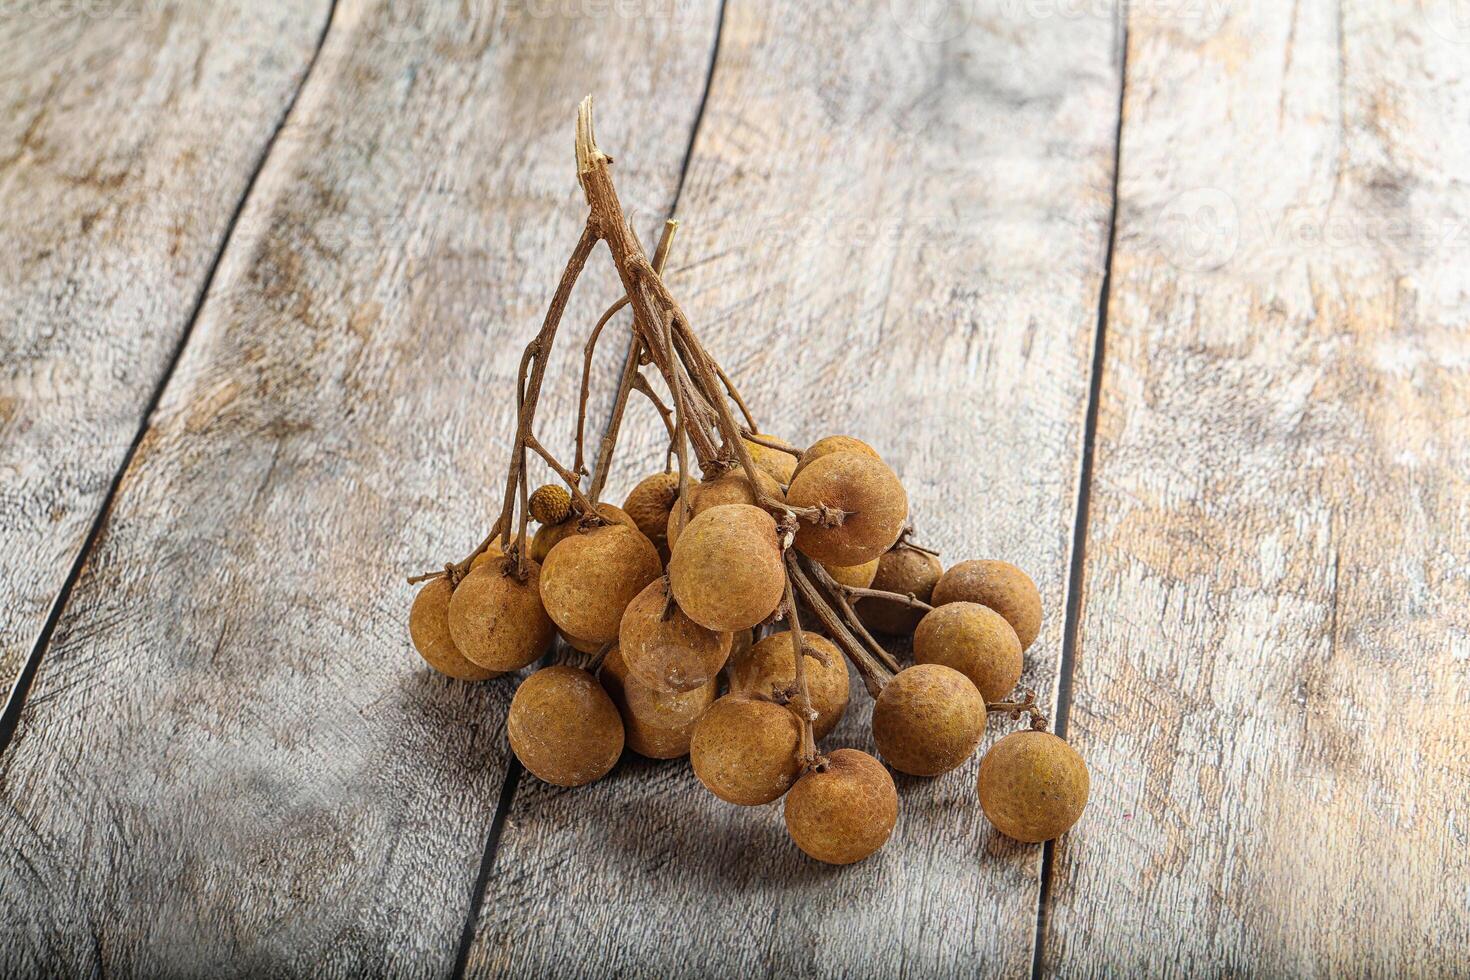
3,1,1467,975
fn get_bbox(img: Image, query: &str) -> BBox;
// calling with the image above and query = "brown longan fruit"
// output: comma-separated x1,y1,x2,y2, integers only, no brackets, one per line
446,557,555,672
871,664,985,776
529,484,572,525
857,545,943,635
530,503,639,564
619,577,733,692
540,522,662,644
668,504,786,632
787,452,908,566
559,629,602,655
791,434,879,481
743,434,798,484
823,558,878,590
623,472,680,556
728,632,849,740
913,602,1022,702
469,537,506,570
689,693,801,805
599,645,716,759
933,560,1042,651
665,468,783,550
977,731,1089,842
507,665,624,787
784,749,898,864
409,578,501,681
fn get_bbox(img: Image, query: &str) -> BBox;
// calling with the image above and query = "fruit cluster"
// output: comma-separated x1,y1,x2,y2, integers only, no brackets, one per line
406,100,1088,865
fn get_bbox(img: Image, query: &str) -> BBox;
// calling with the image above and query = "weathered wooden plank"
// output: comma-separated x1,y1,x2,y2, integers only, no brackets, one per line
1044,2,1470,974
0,1,722,974
0,0,333,692
466,2,1120,975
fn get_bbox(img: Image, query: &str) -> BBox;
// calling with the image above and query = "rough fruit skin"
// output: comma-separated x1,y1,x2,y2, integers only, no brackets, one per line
689,693,801,805
508,666,624,787
857,546,943,635
977,731,1089,842
823,558,878,590
792,434,880,480
531,503,639,564
728,632,850,741
784,749,898,864
623,472,680,555
599,645,716,759
540,523,662,644
619,578,733,692
787,452,908,566
446,558,554,672
409,578,501,681
932,559,1043,651
871,664,985,777
913,602,1023,702
744,435,798,484
529,484,572,525
666,469,783,550
668,504,785,632
690,690,805,805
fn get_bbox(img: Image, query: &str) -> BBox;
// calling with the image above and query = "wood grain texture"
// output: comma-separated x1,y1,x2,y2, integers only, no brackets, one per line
1045,1,1470,974
0,0,332,691
0,0,721,974
466,1,1120,975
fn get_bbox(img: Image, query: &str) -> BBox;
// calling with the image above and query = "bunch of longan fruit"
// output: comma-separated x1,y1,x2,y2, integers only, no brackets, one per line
405,100,1088,866
410,431,1088,864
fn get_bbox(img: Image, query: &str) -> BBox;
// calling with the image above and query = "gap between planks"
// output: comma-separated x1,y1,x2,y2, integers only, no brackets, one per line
447,4,730,977
1032,9,1130,980
0,0,343,760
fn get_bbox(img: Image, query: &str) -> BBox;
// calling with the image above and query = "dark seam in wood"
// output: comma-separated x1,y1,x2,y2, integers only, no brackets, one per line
1031,8,1128,979
0,0,342,760
447,3,730,975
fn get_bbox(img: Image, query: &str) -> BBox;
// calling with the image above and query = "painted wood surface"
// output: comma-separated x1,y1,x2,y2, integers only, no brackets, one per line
0,0,332,692
0,0,722,974
1045,1,1470,974
464,1,1121,975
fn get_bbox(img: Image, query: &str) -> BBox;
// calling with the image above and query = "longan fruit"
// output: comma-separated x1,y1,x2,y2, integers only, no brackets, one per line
529,484,572,525
689,693,801,805
559,629,602,655
784,749,898,864
977,730,1089,842
446,557,554,672
932,559,1042,651
823,558,878,590
791,434,879,480
871,664,985,777
599,645,716,759
623,472,680,556
530,503,639,564
913,602,1022,702
409,578,501,681
666,468,783,550
619,577,733,692
507,665,624,787
469,536,506,570
540,522,662,644
668,504,786,632
787,452,908,566
857,545,943,635
744,434,798,484
728,632,849,740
